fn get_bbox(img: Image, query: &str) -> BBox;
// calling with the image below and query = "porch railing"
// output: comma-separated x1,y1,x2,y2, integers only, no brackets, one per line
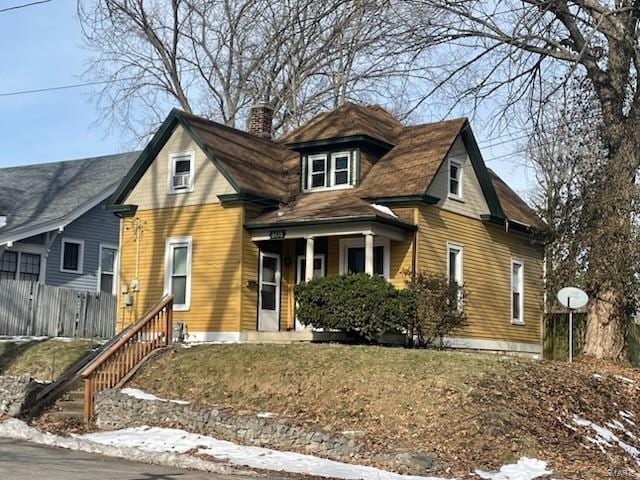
80,294,174,421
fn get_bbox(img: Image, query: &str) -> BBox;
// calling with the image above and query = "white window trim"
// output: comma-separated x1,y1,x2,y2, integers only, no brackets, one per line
167,151,195,194
448,157,464,200
511,258,525,325
164,236,193,311
1,244,46,283
296,254,326,284
304,152,354,192
446,242,463,285
60,238,85,274
97,243,118,295
339,237,390,279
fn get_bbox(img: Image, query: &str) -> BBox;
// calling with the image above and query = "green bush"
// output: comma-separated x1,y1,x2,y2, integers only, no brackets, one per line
405,273,468,348
294,274,413,342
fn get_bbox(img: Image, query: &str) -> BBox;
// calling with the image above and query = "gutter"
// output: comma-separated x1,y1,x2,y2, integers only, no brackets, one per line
245,214,417,232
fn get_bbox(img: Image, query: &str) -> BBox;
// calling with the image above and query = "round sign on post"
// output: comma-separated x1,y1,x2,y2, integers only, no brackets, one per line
556,287,589,364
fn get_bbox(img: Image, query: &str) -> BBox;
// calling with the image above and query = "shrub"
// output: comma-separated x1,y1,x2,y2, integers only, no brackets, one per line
405,273,468,348
294,274,412,342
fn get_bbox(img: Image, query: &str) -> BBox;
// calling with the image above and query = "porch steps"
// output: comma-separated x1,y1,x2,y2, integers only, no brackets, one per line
47,383,84,422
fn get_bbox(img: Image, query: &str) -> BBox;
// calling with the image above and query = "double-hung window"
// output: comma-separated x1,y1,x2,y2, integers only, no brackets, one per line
447,243,463,309
164,237,192,311
169,151,194,193
305,151,353,191
60,238,84,274
339,238,389,279
449,159,463,198
99,245,118,294
511,260,524,324
1,250,42,282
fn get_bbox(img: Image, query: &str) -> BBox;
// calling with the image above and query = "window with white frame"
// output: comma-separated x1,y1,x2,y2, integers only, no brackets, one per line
0,250,42,282
60,238,84,274
304,151,353,191
169,151,194,193
164,237,192,310
98,245,118,294
511,260,524,324
447,243,463,310
448,159,463,198
339,237,389,279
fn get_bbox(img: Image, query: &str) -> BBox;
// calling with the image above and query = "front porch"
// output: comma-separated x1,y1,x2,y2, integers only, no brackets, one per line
247,219,415,333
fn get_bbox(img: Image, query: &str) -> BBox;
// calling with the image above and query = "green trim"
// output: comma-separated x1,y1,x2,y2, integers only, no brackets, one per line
105,204,138,217
286,134,394,154
217,193,279,207
245,214,417,232
355,148,361,186
365,195,439,206
480,214,537,234
110,108,244,206
459,123,506,218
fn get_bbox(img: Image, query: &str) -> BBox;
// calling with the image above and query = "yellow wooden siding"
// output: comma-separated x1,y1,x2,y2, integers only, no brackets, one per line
280,240,296,330
125,125,235,210
117,203,244,334
240,223,259,331
416,205,543,344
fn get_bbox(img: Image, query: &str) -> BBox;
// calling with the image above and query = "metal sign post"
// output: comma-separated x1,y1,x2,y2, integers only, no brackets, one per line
557,287,589,363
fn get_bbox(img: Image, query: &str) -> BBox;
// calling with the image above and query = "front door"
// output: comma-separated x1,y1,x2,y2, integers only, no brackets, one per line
258,251,280,331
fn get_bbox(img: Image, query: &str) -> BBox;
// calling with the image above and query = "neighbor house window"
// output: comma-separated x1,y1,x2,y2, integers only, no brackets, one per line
511,260,524,324
60,238,84,274
449,159,463,198
304,151,353,191
169,151,194,193
98,245,118,294
339,237,389,279
1,250,42,282
164,237,192,311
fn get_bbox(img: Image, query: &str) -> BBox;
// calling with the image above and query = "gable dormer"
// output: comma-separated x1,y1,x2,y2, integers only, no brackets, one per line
280,103,400,192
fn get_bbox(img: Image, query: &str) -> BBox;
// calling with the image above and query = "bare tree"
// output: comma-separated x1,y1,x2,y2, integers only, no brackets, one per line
400,1,640,360
77,0,417,139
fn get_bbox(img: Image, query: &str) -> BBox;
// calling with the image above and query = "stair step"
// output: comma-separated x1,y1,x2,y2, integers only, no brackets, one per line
48,410,84,420
58,399,84,408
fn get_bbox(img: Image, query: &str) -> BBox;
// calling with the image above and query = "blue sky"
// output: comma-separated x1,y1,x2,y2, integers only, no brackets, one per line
0,0,536,198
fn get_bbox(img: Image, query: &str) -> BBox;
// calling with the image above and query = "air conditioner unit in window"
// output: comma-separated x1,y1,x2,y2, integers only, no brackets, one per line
172,173,190,190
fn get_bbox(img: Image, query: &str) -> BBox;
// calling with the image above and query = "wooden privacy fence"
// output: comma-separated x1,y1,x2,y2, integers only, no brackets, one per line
544,312,640,367
0,279,116,338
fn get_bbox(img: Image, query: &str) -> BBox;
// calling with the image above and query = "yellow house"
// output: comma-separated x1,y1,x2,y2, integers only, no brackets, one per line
109,102,546,354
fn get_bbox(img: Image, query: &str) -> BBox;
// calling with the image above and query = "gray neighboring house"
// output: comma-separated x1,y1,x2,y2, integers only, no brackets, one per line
0,152,138,293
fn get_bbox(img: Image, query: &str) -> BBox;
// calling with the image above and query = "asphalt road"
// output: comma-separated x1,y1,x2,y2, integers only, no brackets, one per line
0,438,265,480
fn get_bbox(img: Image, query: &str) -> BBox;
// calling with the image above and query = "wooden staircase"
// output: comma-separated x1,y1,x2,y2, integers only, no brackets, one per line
80,295,174,421
28,295,174,423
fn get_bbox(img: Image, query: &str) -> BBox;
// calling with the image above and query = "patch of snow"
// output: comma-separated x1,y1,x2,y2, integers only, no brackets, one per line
79,426,448,480
0,419,237,475
256,412,276,418
593,374,603,380
572,415,640,466
0,336,47,343
475,458,550,480
615,375,636,384
120,388,189,405
556,416,576,432
372,204,398,218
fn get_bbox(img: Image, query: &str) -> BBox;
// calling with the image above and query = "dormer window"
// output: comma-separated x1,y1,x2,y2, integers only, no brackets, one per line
449,158,463,199
169,151,194,193
303,151,353,192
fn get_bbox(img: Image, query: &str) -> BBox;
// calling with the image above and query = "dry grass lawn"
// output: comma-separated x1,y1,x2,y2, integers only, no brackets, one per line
130,343,640,478
0,338,96,381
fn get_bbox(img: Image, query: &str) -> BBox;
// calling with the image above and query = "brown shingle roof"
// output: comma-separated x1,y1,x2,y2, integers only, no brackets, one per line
247,189,414,229
358,119,467,198
279,102,402,146
178,111,291,201
489,170,546,230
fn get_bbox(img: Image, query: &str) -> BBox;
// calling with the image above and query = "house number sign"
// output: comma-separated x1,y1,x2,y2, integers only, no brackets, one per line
269,230,286,239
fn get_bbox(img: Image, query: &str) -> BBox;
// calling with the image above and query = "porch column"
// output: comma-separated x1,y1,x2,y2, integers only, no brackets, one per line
364,233,374,276
305,236,315,282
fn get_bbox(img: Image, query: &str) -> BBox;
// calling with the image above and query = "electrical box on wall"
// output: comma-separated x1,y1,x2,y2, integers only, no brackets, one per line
123,294,134,307
130,279,139,292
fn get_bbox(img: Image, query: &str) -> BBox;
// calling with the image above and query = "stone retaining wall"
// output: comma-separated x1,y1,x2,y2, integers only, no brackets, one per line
94,390,364,460
0,375,42,417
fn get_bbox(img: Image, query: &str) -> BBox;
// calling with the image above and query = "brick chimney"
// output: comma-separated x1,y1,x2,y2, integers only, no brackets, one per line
248,101,273,139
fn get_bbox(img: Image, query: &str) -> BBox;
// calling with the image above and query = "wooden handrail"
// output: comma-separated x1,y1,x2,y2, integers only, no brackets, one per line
81,294,174,422
81,294,174,378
